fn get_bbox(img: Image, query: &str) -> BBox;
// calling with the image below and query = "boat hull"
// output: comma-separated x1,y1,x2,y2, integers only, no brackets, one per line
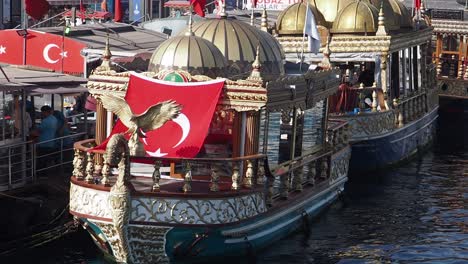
349,107,438,173
70,147,351,263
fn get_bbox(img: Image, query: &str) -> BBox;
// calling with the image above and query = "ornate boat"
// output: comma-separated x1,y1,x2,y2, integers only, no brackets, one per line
69,9,351,264
275,0,439,173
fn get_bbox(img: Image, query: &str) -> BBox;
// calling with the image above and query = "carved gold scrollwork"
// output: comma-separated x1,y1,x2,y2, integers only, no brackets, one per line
131,193,266,225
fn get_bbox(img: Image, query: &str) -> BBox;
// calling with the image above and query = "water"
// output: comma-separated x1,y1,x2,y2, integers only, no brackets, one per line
3,110,467,264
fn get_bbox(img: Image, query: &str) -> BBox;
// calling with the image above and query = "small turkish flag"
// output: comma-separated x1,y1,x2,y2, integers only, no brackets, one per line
190,0,206,17
25,0,50,20
95,73,225,158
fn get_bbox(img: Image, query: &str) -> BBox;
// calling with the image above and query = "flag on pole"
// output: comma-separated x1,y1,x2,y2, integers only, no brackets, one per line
80,0,86,22
303,4,321,54
25,0,50,20
94,73,225,158
190,0,207,17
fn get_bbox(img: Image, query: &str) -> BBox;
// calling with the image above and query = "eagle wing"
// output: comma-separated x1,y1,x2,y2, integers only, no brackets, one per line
99,94,134,129
134,100,181,132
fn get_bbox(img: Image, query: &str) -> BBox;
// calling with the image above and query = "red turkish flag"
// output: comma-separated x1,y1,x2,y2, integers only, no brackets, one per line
0,30,23,65
95,73,225,158
25,0,50,20
190,0,206,17
25,30,86,74
0,30,86,74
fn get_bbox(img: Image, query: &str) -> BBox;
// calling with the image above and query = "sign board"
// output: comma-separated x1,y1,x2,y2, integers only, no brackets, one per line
430,9,464,21
246,0,301,10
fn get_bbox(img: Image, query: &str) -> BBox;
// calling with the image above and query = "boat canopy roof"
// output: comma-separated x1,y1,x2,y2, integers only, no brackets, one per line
0,65,87,94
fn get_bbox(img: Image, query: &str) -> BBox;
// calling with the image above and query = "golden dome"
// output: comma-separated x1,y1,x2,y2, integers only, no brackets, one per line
276,2,327,35
393,0,413,28
148,34,228,78
188,18,285,77
331,1,379,34
368,0,400,31
308,0,362,24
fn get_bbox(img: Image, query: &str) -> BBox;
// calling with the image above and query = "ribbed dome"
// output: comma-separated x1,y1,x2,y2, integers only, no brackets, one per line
393,0,414,28
369,0,404,31
276,2,327,34
188,18,285,77
331,1,379,34
148,34,228,78
308,0,363,24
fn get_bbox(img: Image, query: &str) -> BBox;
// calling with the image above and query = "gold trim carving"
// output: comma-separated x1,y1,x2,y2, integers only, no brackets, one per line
131,192,267,225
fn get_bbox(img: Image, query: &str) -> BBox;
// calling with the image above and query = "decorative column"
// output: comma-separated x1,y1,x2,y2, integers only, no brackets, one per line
94,99,107,173
380,51,390,110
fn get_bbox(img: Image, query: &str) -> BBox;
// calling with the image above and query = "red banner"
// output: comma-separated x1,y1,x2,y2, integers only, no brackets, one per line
95,73,225,158
190,0,206,17
0,30,86,74
25,0,50,20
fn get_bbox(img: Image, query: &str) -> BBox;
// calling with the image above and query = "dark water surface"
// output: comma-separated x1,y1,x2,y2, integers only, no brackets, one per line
4,109,467,264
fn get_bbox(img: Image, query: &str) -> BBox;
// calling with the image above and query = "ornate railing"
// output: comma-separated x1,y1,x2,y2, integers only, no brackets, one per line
393,91,430,128
72,119,351,208
73,139,267,194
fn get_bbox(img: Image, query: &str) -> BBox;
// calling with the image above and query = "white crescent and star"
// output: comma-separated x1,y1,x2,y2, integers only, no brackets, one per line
43,43,68,64
143,113,191,157
0,45,6,54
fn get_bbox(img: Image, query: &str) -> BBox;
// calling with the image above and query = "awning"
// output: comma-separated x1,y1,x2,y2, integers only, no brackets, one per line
47,0,96,5
25,85,87,95
63,10,111,20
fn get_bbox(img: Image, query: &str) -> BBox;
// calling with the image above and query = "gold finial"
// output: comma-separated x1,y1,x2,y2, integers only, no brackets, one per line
252,44,261,69
376,2,387,36
250,9,254,26
94,32,117,73
260,8,268,32
103,32,112,60
318,36,331,69
248,44,263,81
220,0,227,18
185,13,194,36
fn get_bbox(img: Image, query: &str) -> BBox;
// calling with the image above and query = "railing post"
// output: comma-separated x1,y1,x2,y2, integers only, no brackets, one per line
231,162,240,191
75,150,86,181
85,151,95,183
266,172,274,207
152,160,162,192
101,153,111,187
320,157,328,179
372,89,378,112
257,159,265,185
307,160,316,185
210,164,219,192
293,167,303,192
280,171,289,199
182,161,192,193
402,100,408,124
243,160,253,188
8,148,12,189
